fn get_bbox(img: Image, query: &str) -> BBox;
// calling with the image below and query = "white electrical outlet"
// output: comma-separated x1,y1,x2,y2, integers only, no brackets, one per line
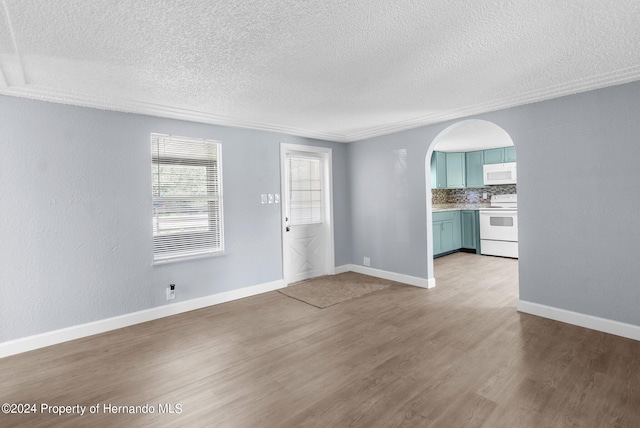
166,284,176,300
482,192,488,200
363,257,371,267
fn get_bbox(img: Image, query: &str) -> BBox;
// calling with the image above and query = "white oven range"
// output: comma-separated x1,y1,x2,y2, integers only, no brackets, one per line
479,194,518,258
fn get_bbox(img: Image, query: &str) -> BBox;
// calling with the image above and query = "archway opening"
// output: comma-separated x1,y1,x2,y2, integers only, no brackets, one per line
425,119,518,289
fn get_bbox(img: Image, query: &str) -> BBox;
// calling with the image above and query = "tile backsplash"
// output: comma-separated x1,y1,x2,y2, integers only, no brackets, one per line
432,184,516,204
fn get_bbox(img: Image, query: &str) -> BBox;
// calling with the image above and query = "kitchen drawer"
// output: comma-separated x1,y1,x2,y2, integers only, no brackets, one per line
433,211,459,222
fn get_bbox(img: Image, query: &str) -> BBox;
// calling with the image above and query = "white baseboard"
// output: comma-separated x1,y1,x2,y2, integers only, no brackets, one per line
0,279,285,358
334,264,352,274
334,264,435,289
518,300,640,342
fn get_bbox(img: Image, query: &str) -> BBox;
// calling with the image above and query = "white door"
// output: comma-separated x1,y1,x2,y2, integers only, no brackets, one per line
281,145,334,285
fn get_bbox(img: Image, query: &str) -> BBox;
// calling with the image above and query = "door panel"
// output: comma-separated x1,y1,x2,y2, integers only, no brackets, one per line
287,224,324,280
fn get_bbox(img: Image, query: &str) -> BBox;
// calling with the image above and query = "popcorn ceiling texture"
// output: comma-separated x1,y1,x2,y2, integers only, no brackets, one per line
0,1,640,141
432,185,517,205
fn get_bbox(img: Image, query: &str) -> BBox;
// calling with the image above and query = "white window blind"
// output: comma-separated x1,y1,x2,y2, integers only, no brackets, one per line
151,134,223,263
288,156,322,226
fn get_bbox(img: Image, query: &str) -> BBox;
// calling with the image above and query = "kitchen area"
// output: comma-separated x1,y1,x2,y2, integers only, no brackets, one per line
430,120,518,259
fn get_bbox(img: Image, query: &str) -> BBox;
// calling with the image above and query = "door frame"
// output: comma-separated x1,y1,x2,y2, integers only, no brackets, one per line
280,143,335,285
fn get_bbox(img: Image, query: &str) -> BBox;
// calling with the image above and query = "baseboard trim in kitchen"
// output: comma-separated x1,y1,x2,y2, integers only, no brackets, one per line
0,279,286,358
518,300,640,342
335,264,436,289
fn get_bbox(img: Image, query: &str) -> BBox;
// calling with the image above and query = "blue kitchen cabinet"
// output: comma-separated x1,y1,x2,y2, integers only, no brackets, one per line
433,211,461,257
452,210,461,249
483,147,517,164
483,148,505,164
504,146,516,162
430,151,447,188
431,151,467,188
432,148,515,189
433,217,443,255
461,210,480,253
465,150,484,188
440,219,454,253
445,152,466,188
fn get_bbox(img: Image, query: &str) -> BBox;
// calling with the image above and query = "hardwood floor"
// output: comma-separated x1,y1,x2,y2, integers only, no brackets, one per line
2,252,640,427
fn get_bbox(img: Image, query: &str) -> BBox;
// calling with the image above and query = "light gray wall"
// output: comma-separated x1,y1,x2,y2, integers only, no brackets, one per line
348,127,437,279
504,82,640,326
3,80,640,344
0,96,350,342
348,80,640,327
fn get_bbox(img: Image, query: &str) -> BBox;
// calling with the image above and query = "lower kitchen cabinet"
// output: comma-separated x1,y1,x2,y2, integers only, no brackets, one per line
461,210,481,254
433,211,461,257
433,210,480,257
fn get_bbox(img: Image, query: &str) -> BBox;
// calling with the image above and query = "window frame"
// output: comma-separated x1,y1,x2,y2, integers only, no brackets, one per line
286,153,324,226
151,133,224,265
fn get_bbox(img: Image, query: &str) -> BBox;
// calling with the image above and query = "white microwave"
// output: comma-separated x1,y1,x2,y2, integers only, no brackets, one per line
483,162,517,185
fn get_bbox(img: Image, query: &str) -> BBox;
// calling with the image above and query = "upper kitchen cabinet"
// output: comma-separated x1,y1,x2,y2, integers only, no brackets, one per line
431,147,515,189
431,151,466,188
504,146,516,162
431,151,447,189
483,147,516,164
465,150,484,188
445,152,466,188
483,148,505,164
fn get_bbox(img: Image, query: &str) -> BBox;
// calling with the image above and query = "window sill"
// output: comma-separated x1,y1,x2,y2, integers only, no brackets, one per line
152,251,225,266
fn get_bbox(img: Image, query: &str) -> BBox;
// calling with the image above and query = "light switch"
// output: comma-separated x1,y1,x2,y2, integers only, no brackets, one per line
268,194,274,204
261,194,267,204
274,194,280,204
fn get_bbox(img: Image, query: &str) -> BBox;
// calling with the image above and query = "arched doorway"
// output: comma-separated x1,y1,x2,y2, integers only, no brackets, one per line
425,119,518,287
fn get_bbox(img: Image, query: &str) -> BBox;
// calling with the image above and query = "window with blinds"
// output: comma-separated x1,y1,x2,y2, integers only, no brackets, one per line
151,134,223,263
288,156,322,226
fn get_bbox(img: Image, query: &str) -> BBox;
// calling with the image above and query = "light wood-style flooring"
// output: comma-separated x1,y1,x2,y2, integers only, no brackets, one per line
2,252,640,427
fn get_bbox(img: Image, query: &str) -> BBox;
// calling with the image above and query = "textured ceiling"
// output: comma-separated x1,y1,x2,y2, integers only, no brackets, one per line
1,0,639,142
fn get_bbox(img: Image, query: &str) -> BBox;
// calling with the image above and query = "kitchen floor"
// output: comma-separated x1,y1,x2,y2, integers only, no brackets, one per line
2,253,639,427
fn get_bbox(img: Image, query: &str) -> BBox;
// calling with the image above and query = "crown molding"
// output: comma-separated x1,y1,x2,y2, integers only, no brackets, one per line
1,65,639,144
0,0,27,86
340,65,640,142
0,86,350,143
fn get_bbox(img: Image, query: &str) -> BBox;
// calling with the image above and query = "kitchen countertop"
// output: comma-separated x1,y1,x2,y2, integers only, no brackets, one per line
432,204,490,212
